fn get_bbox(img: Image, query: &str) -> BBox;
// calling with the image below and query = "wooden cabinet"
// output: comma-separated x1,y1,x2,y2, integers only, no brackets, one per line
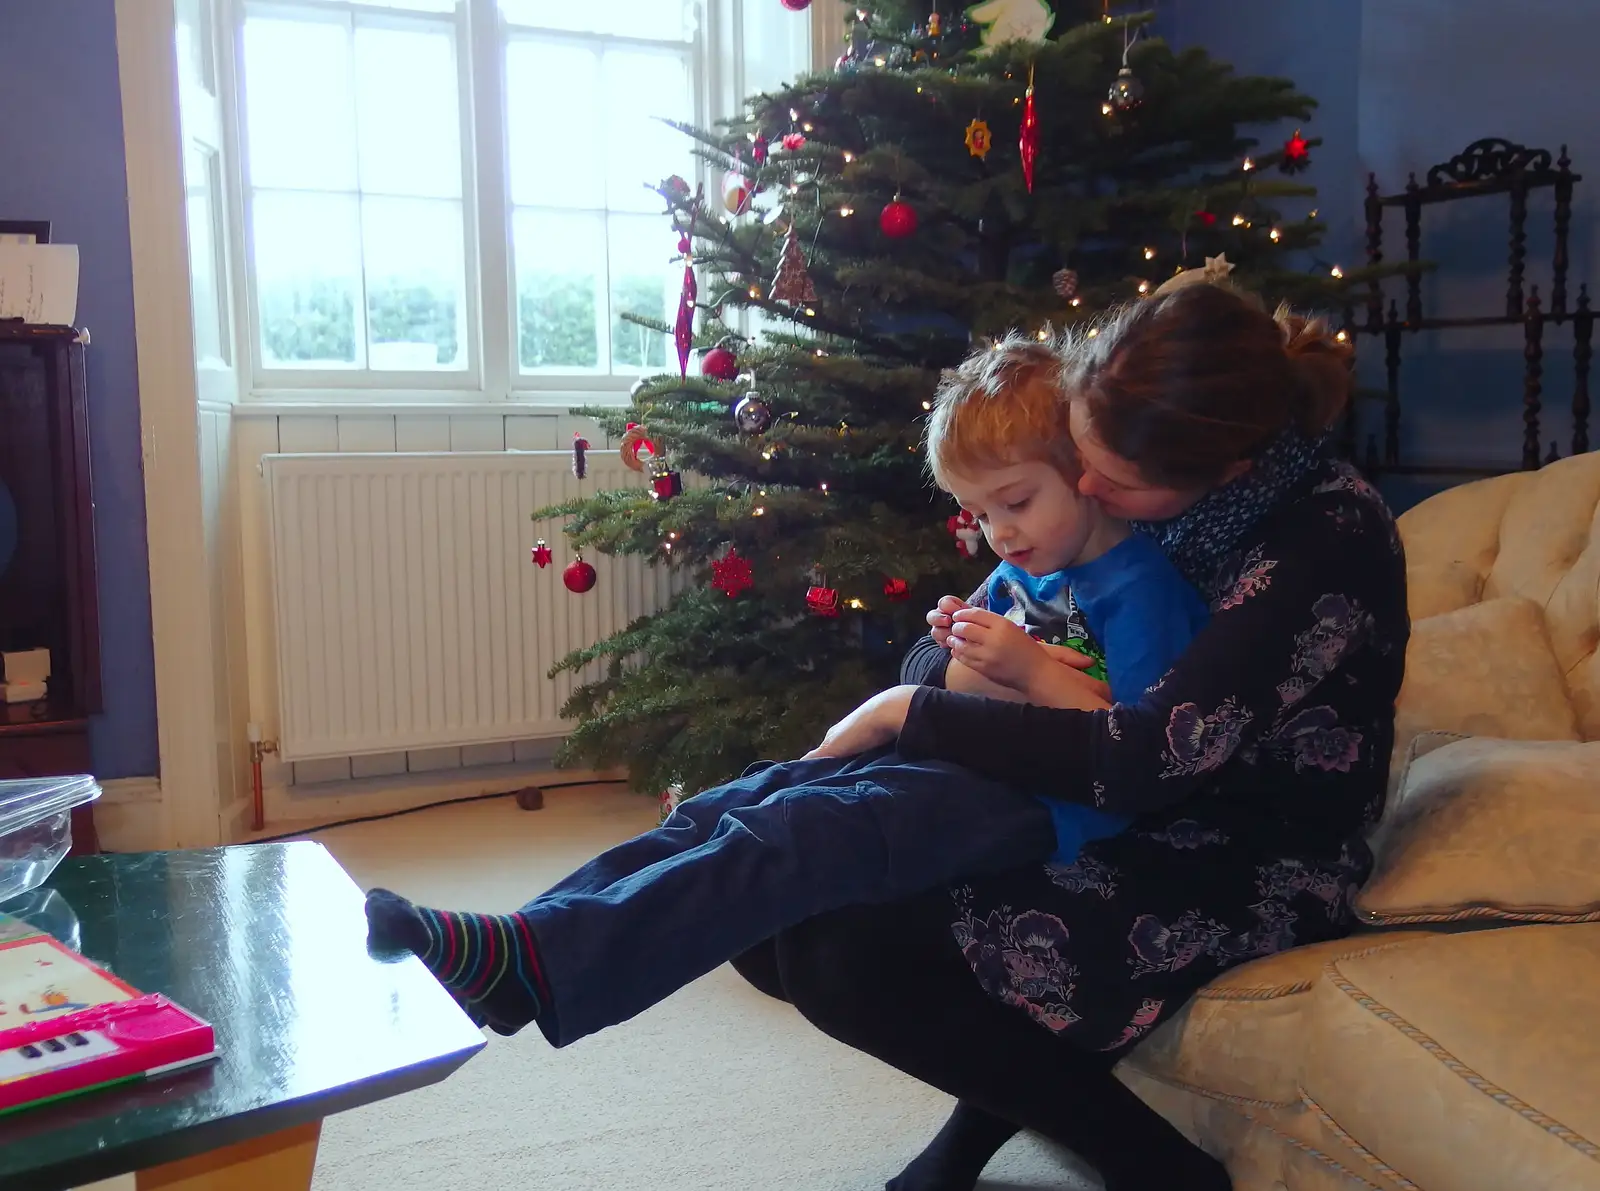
0,323,102,852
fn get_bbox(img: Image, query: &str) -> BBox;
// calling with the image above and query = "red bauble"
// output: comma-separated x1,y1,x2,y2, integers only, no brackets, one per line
711,550,754,598
563,556,598,594
701,345,739,381
883,577,911,602
779,0,811,9
1194,210,1217,227
806,585,842,617
531,539,553,568
880,197,918,239
781,132,807,152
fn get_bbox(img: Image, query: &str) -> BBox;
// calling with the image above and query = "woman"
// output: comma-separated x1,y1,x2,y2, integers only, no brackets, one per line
732,279,1409,1191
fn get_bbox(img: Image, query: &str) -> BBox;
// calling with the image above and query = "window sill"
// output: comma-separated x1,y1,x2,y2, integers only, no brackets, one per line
237,391,634,418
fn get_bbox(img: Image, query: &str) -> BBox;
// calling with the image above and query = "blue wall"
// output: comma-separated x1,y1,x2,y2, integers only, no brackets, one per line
0,0,159,779
1168,0,1600,511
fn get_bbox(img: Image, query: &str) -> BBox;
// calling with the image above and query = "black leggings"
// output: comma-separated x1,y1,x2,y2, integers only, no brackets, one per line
731,890,1229,1190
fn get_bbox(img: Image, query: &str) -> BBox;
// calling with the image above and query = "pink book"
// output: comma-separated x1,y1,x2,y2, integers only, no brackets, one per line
0,912,216,1115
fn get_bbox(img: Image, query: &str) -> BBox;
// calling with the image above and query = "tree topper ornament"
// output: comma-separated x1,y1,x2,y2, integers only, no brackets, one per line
965,0,1054,52
1152,254,1235,298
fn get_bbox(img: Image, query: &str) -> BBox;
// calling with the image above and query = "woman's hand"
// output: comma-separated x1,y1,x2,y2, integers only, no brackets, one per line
947,607,1052,693
926,595,969,648
804,685,917,760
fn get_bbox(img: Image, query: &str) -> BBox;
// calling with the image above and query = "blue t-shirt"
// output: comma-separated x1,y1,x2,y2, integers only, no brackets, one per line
984,534,1210,864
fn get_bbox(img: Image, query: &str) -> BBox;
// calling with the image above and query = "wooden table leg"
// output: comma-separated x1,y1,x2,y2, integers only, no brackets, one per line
134,1120,321,1191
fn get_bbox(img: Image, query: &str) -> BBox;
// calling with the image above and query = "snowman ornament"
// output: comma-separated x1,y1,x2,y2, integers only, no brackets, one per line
965,0,1055,51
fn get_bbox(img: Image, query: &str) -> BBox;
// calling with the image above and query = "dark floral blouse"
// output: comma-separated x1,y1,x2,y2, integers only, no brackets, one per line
897,453,1409,1052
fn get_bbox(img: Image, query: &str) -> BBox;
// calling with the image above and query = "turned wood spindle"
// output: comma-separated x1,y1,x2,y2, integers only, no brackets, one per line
1523,285,1545,469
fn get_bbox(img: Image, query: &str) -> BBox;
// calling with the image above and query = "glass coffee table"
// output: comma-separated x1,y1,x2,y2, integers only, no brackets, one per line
0,841,485,1190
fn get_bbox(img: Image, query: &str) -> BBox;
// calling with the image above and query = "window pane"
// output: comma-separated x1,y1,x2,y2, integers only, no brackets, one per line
506,40,603,209
499,0,695,41
185,145,228,366
354,24,461,199
174,0,214,91
363,197,468,370
513,209,605,372
243,14,357,191
602,49,693,213
347,0,457,10
607,214,671,372
254,191,363,367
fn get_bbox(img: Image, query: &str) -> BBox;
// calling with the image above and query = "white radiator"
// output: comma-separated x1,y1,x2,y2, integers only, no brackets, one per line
262,451,672,762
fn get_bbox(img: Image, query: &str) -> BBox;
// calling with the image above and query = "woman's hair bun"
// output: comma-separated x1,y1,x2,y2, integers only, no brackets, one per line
1274,305,1353,434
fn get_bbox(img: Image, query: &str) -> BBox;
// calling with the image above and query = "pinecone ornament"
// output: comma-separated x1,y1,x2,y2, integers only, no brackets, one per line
1052,268,1079,299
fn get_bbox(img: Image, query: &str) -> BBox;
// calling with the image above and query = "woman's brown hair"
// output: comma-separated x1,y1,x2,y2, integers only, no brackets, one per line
1064,282,1353,488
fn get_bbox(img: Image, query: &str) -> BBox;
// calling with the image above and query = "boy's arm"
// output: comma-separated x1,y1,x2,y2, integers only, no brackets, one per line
1092,569,1208,705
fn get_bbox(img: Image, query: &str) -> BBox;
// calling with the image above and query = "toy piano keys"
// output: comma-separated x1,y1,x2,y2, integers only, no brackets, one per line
0,911,216,1115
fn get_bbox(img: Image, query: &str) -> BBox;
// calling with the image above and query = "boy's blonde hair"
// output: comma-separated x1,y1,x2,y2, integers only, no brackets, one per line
924,331,1079,489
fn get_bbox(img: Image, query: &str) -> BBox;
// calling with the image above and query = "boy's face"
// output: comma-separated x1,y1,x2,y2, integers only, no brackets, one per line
942,459,1096,575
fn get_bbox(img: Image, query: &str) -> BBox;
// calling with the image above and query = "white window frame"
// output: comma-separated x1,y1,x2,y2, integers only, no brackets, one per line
217,0,797,408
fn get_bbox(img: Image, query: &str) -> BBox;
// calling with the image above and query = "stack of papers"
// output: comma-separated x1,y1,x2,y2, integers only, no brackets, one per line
0,245,79,325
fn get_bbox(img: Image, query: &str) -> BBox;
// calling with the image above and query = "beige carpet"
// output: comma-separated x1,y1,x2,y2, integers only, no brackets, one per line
300,784,1102,1191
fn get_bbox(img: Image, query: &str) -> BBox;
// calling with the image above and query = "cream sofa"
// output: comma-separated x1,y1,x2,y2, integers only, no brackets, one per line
1117,453,1600,1191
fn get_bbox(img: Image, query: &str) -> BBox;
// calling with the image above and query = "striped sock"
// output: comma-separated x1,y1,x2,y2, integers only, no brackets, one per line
365,888,550,1036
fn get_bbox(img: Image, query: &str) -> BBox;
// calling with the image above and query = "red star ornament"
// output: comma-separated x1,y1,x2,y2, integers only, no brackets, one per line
531,539,553,568
711,550,754,598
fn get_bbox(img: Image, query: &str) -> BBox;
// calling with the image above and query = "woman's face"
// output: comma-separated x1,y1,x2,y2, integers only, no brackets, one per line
1068,399,1216,522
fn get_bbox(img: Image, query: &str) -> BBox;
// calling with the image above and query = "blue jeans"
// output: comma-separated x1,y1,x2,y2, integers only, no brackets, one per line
522,747,1057,1046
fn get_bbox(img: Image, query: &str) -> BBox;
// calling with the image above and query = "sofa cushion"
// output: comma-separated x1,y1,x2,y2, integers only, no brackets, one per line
1393,598,1580,775
1121,935,1438,1111
1303,925,1600,1191
1357,738,1600,926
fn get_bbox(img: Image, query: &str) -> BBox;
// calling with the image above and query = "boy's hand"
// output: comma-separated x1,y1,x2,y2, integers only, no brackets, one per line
926,595,970,648
947,607,1049,692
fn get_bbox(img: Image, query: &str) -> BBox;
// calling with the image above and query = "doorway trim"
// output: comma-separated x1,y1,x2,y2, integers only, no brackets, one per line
114,0,224,847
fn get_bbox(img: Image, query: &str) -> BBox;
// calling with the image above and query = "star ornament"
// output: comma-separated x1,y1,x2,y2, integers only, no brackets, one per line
711,550,754,598
964,118,992,159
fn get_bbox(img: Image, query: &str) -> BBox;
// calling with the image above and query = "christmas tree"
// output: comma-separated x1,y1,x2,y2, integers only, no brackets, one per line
540,0,1354,795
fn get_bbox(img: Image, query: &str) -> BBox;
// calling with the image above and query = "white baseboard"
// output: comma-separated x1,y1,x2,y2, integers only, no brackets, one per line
98,776,162,805
92,776,165,853
236,762,628,842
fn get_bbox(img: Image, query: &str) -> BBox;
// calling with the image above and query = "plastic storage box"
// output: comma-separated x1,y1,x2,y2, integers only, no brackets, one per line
0,776,100,905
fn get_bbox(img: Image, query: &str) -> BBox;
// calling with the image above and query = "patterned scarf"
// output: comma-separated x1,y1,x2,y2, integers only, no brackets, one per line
1132,429,1331,589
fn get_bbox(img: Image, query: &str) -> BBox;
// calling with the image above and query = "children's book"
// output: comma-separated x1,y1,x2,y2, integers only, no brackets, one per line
0,911,216,1115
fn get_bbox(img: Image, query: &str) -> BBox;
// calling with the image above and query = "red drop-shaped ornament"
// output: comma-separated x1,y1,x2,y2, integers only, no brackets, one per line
564,556,598,594
1195,210,1217,227
1019,71,1038,193
883,577,911,602
701,345,739,380
880,197,918,239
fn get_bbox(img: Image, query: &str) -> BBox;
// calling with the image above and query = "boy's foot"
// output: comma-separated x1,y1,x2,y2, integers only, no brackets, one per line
365,888,550,1036
886,1102,1019,1191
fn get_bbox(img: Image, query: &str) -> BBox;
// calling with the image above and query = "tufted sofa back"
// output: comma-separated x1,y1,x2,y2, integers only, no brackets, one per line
1397,452,1600,739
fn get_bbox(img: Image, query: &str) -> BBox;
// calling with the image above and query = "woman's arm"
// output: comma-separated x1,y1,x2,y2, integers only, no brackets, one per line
896,493,1405,815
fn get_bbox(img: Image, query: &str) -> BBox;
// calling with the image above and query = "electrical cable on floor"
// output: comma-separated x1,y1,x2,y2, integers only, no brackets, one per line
247,777,630,846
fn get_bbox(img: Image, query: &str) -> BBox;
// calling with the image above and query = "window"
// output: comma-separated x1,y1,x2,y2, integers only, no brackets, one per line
226,0,807,401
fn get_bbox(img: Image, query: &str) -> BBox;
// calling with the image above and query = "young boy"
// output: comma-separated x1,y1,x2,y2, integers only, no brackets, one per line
365,334,1208,1046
